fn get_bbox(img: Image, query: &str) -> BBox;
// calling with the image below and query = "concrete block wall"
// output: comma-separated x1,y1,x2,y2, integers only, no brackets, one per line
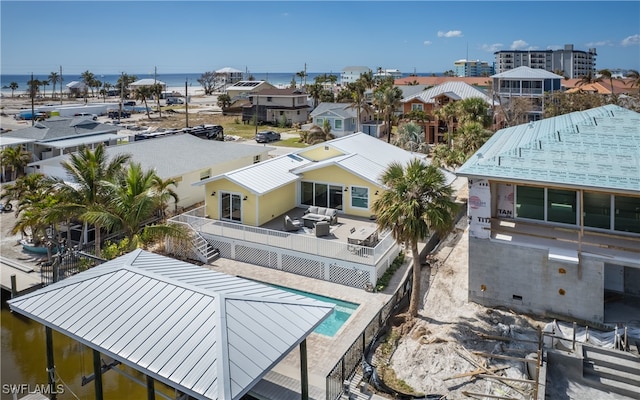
468,237,605,323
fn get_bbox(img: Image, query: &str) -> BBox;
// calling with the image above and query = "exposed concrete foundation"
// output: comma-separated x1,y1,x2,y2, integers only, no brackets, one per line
468,237,605,323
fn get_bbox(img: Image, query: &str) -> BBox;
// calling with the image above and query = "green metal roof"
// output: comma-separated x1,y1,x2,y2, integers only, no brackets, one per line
457,105,640,193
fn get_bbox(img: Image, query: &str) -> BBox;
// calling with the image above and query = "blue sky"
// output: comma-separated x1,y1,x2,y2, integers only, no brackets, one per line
1,1,638,75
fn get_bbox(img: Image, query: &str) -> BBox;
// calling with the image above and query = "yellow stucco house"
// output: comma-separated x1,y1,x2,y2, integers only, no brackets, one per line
195,133,455,226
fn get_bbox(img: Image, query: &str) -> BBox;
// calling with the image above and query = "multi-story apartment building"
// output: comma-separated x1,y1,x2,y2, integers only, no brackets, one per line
340,66,371,85
492,66,562,122
494,44,597,79
454,59,495,77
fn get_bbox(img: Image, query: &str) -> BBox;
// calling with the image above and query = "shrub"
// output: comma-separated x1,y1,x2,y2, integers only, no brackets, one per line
375,252,405,291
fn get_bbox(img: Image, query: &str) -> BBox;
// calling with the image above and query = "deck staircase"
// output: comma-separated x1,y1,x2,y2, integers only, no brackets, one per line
582,345,640,399
191,232,220,264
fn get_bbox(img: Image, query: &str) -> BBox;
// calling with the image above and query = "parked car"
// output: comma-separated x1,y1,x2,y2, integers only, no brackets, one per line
123,101,136,106
74,113,98,120
107,110,131,119
255,130,281,143
166,97,184,105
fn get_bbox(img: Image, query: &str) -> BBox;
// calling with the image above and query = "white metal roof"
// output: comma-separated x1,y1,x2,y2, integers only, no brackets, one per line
403,81,494,105
199,133,456,193
8,249,333,400
44,133,122,149
0,136,37,147
197,153,312,195
491,66,563,79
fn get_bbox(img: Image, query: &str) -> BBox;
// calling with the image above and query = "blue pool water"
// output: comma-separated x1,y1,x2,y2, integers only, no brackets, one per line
267,284,359,337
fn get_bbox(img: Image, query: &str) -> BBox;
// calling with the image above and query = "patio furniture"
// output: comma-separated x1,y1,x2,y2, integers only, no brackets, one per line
315,221,330,237
303,206,338,225
348,226,378,247
284,215,302,232
302,213,325,228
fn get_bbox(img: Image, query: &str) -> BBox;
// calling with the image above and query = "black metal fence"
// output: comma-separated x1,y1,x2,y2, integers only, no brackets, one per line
325,276,412,400
40,245,106,286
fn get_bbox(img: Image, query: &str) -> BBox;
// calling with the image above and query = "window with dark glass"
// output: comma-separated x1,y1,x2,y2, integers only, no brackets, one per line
547,189,576,224
614,195,640,234
583,192,611,229
515,186,544,220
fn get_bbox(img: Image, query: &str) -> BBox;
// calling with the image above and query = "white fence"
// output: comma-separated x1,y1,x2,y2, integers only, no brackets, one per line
167,210,401,289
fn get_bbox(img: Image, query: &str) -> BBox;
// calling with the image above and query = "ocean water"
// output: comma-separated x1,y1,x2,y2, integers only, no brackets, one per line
1,71,435,96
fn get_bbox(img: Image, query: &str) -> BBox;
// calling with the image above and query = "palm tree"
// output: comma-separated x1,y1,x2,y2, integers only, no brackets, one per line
48,72,60,98
80,70,96,97
374,85,403,143
0,146,32,181
373,160,458,318
134,86,153,118
456,97,491,127
56,144,131,257
347,81,370,133
576,72,601,87
27,78,41,99
41,79,50,98
296,70,307,88
151,83,163,118
1,173,56,246
307,82,323,108
9,82,18,97
598,68,619,103
625,69,640,89
434,102,459,147
84,162,187,251
150,175,180,220
393,122,429,154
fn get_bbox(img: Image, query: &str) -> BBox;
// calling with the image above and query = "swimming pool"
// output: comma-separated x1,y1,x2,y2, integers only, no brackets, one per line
266,283,359,337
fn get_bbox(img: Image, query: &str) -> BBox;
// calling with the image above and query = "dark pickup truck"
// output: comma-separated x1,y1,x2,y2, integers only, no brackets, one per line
107,110,131,119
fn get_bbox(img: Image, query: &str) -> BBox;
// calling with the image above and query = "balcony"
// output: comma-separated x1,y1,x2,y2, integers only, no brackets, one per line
168,207,401,290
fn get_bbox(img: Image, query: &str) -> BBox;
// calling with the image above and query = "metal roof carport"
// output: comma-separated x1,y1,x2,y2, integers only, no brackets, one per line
8,249,334,400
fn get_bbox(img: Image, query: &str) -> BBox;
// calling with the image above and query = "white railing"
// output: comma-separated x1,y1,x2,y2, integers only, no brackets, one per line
170,212,395,265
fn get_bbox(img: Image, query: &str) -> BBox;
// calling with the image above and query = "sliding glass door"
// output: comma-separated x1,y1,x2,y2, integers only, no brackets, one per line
301,181,344,210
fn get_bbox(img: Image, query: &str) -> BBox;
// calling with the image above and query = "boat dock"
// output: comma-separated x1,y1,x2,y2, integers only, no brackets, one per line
1,256,42,296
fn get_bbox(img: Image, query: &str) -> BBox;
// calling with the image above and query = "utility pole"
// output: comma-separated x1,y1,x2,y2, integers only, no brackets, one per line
185,78,189,128
59,65,63,105
119,72,124,121
254,94,259,136
304,63,307,88
30,73,35,126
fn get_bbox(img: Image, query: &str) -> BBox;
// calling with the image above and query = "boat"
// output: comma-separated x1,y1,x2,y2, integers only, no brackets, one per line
20,239,59,254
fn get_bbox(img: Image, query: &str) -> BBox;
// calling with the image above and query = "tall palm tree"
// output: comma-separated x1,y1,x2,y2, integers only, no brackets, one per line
85,162,187,251
9,82,18,97
48,72,60,98
1,146,32,181
374,85,403,143
373,160,457,318
307,82,323,108
434,102,459,147
347,81,370,133
296,70,307,88
135,86,153,118
56,144,131,257
625,69,640,89
151,83,163,118
598,68,619,103
41,79,50,98
80,70,96,97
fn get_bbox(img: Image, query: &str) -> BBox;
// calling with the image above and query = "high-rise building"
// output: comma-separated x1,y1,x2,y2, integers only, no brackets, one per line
494,44,597,79
454,59,495,77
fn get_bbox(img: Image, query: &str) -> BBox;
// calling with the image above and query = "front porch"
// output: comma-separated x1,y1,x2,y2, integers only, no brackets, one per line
168,207,401,290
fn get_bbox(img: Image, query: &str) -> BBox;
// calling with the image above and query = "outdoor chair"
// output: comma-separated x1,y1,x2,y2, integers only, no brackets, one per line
284,215,302,232
315,221,330,237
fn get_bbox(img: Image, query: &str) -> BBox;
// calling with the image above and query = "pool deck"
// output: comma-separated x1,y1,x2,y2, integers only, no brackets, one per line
207,253,412,399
